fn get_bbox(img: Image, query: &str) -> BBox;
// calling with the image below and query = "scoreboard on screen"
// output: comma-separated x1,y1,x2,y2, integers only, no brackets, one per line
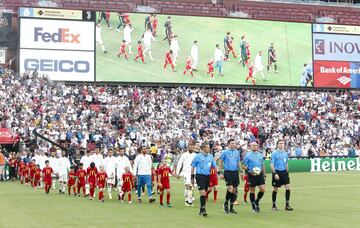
18,7,96,82
313,24,360,89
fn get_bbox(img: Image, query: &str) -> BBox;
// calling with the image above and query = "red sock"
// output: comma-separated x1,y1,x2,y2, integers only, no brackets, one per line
160,193,164,204
244,192,248,202
171,64,174,71
211,73,214,78
134,56,138,61
83,186,86,195
190,71,193,76
166,192,170,204
128,193,131,202
99,191,103,200
73,187,76,194
206,190,211,201
252,79,256,85
246,76,249,81
77,186,81,194
68,186,71,194
125,54,128,60
164,63,167,69
183,70,186,75
214,190,218,201
90,187,94,197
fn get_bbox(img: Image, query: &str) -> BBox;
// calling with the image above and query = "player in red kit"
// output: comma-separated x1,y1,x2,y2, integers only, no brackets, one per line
155,163,162,194
97,165,108,202
158,160,180,207
245,65,256,85
183,56,194,77
117,40,128,60
120,167,133,203
164,50,175,72
152,14,158,36
134,41,145,63
24,162,30,186
206,58,215,78
33,164,41,189
206,166,218,203
242,172,250,204
123,13,130,24
18,160,25,184
228,37,237,59
76,163,87,197
68,166,77,196
87,162,98,200
42,160,53,194
29,159,36,187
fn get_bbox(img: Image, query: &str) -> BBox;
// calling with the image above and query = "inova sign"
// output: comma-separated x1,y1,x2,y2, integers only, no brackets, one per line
310,158,360,172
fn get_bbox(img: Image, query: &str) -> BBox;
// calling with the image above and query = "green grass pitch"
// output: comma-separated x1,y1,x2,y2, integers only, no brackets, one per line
1,172,359,228
95,12,312,86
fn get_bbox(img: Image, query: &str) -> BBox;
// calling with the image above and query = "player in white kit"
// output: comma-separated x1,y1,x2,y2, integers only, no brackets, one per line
115,147,132,199
48,151,58,190
96,23,107,54
191,40,199,71
80,150,92,194
170,35,180,66
57,151,70,194
142,29,157,61
176,143,196,206
103,148,116,199
124,23,134,54
253,51,266,80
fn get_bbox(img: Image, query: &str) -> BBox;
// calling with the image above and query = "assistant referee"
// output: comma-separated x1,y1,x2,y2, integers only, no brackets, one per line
270,139,293,211
191,142,217,217
219,139,242,214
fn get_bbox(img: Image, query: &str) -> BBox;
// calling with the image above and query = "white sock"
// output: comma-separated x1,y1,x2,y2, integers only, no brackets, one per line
101,45,106,52
85,184,90,194
187,189,193,203
128,46,132,53
149,51,153,60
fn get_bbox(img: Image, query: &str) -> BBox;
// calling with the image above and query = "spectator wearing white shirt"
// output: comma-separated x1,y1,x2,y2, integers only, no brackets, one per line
133,146,155,203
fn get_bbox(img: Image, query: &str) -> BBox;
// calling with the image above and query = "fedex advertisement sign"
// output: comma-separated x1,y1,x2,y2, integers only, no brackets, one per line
20,18,94,50
20,49,94,81
313,33,360,62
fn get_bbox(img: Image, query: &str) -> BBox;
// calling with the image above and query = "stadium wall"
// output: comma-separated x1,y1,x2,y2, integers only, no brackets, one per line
2,0,360,25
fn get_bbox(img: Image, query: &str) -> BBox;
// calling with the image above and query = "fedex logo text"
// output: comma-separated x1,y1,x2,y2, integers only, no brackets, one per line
34,27,80,43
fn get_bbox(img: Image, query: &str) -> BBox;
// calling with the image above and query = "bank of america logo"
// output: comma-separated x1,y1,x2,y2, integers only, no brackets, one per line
315,39,325,54
337,76,351,85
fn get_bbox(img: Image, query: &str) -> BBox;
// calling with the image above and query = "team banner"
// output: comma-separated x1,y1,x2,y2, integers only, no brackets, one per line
19,7,83,20
313,24,360,35
95,12,312,86
20,18,94,51
19,49,94,82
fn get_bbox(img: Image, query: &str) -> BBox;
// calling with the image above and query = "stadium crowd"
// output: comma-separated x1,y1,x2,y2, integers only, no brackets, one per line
0,72,359,165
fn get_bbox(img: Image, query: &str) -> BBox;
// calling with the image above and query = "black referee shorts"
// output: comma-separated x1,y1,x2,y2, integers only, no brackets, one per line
224,170,239,187
272,170,290,187
195,174,210,191
248,172,265,188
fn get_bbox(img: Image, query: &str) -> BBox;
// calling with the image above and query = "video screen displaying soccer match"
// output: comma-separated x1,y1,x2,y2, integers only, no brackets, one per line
95,12,313,87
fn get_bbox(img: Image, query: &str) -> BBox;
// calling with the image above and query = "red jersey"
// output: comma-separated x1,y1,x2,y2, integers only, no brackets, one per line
209,167,218,187
68,171,76,186
152,17,158,30
34,167,41,180
42,166,53,180
207,60,214,70
19,161,25,175
137,44,143,55
120,43,126,53
9,158,17,168
165,52,172,62
24,163,30,176
76,169,86,185
105,11,111,20
185,59,192,69
159,166,172,184
123,13,130,24
29,163,36,177
248,66,254,78
122,172,133,191
87,167,98,182
97,171,107,187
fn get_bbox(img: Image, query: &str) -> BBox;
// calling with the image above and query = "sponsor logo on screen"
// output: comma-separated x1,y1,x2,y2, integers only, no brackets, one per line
34,27,80,43
24,59,90,73
315,39,325,54
337,76,351,85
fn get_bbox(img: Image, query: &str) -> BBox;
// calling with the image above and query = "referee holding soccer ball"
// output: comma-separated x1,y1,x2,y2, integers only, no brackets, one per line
270,139,293,211
242,142,266,213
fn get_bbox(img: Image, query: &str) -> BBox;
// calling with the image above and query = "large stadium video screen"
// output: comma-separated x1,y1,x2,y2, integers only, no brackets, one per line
95,12,313,87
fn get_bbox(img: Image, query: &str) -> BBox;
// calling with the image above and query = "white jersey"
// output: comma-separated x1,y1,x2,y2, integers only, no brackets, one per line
115,155,132,177
48,156,58,173
143,31,156,46
124,25,133,43
103,156,116,179
254,54,263,71
176,151,196,175
191,44,199,59
91,153,103,168
39,155,47,169
80,155,91,169
214,48,224,62
96,25,102,43
170,39,180,55
133,154,152,176
57,157,70,175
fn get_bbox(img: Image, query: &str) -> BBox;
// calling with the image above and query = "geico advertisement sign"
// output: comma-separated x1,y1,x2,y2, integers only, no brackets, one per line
313,33,360,62
20,49,94,81
20,18,94,51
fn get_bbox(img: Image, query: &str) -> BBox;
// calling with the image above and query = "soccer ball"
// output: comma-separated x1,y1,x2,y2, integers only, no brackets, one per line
252,167,262,176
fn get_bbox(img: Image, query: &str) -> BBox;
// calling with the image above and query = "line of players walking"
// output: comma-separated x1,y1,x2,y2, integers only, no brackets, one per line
16,139,293,217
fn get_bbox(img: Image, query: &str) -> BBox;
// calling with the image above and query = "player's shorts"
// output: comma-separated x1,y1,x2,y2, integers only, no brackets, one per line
254,65,264,71
98,182,106,189
248,172,265,188
44,178,52,186
58,173,68,182
185,65,192,70
144,43,151,49
195,174,210,191
96,38,104,45
68,180,75,186
124,37,131,44
88,178,96,187
272,170,290,188
244,181,250,192
209,177,218,187
77,180,86,187
269,56,276,64
107,177,115,185
160,181,170,190
224,170,240,187
121,184,131,192
183,173,192,186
